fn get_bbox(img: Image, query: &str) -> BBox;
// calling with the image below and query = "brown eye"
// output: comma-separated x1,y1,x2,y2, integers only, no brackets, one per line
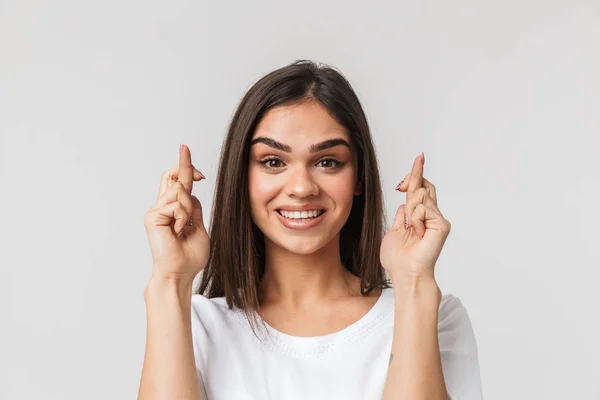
317,158,344,169
260,157,284,169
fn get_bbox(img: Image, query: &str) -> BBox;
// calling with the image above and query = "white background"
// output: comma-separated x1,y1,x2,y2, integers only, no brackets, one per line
1,1,598,399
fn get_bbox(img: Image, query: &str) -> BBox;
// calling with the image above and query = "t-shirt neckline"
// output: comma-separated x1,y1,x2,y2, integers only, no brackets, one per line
232,286,394,359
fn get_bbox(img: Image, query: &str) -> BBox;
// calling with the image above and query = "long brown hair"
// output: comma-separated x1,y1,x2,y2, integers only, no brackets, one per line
195,59,391,337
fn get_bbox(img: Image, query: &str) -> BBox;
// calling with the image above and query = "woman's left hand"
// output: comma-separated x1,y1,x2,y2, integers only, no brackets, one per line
380,153,452,284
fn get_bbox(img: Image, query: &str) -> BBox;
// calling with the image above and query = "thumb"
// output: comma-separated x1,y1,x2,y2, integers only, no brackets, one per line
390,203,409,232
190,195,207,231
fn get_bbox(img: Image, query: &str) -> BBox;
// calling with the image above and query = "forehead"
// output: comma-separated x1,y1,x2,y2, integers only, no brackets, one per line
251,101,350,147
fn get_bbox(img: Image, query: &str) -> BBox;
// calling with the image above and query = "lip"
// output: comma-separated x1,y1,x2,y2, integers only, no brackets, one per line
275,210,327,230
276,204,327,212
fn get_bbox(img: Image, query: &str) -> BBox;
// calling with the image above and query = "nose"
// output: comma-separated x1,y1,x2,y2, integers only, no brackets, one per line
285,166,319,198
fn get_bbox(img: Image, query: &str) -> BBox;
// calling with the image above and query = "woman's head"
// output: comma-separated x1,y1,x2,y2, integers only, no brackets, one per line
196,59,391,331
248,100,359,258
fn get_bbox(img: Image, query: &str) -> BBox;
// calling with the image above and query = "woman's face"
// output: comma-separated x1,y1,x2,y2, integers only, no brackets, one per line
248,100,360,255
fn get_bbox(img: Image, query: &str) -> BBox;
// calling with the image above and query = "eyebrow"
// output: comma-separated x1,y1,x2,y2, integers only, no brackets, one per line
250,137,352,153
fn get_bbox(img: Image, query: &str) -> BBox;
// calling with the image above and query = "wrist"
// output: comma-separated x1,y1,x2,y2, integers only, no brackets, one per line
144,275,194,301
389,269,437,288
390,275,441,306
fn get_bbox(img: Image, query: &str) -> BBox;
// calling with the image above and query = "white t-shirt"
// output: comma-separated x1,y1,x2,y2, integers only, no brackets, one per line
191,286,482,400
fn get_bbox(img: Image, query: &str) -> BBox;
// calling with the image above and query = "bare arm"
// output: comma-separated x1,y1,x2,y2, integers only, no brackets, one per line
382,278,447,400
138,278,202,400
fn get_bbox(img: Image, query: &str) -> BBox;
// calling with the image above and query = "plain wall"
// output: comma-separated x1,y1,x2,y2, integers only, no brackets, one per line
1,0,598,399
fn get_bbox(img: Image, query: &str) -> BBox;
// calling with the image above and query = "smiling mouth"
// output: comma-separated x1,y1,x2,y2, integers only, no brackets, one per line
276,210,326,220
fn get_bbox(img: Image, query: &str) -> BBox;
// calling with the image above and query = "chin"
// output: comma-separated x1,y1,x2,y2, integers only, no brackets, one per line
266,233,333,255
279,237,326,255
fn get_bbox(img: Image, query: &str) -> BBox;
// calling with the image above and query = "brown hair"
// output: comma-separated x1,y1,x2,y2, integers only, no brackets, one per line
195,59,391,337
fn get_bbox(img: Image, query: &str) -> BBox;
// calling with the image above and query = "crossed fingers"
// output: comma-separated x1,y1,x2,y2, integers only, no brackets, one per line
395,153,445,236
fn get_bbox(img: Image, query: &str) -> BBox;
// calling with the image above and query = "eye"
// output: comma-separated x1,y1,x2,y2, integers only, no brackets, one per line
259,157,284,169
258,157,345,170
316,158,344,169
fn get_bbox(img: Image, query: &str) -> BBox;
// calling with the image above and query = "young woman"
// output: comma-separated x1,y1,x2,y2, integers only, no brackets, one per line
139,60,482,400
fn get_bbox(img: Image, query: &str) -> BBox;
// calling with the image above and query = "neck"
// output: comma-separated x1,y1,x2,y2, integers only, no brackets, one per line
258,234,360,310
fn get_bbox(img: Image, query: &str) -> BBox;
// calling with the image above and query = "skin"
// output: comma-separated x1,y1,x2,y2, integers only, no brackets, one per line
381,150,451,399
139,144,208,400
140,99,453,399
247,100,379,328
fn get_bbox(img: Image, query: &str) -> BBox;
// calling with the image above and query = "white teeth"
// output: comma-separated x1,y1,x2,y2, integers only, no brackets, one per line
278,210,323,219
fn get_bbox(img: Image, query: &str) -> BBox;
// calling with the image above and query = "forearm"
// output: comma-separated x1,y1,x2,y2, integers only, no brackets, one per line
138,278,201,400
382,278,447,400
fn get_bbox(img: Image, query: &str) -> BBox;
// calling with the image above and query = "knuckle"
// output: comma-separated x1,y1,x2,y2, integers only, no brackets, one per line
143,210,157,228
443,219,452,232
173,201,185,212
176,182,190,198
191,195,202,208
173,180,185,191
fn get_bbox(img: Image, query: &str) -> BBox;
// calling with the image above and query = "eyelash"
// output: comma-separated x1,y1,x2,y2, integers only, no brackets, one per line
259,157,345,170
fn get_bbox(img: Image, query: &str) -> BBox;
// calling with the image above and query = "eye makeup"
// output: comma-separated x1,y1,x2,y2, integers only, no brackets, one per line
257,156,346,171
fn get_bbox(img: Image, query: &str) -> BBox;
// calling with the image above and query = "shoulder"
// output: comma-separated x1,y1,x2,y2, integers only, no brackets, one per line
190,294,242,342
438,293,467,321
191,293,229,313
434,293,480,364
436,293,476,334
435,294,483,399
191,294,232,328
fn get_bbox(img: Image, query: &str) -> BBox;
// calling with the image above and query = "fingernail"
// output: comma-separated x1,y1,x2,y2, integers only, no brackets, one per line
422,152,425,165
194,168,205,179
395,180,404,191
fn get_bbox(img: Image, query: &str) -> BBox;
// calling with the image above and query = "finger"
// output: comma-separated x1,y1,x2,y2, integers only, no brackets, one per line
410,203,428,239
404,188,427,233
390,203,408,232
395,172,411,191
396,176,436,203
169,163,205,182
152,181,195,217
405,187,443,235
424,179,437,206
159,164,204,199
178,144,194,194
394,153,425,194
189,195,206,232
410,203,448,239
146,200,191,236
407,153,424,199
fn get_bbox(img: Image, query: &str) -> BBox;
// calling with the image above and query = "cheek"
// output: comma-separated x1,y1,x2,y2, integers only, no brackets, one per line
324,169,356,202
248,169,279,209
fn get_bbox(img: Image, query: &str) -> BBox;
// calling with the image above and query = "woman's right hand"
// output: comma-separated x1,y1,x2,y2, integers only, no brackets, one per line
143,144,210,286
